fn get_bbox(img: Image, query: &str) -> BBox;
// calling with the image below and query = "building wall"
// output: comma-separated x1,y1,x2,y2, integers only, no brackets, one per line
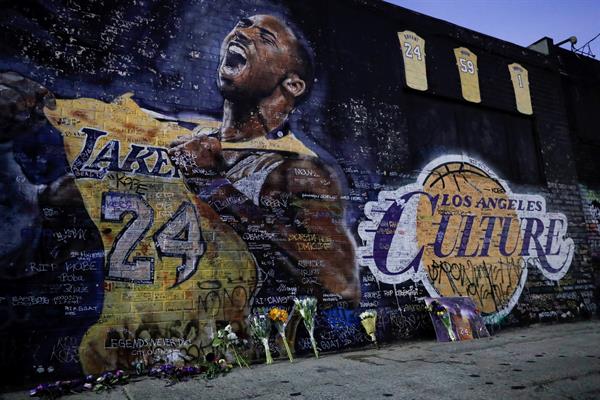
0,0,596,386
559,47,600,318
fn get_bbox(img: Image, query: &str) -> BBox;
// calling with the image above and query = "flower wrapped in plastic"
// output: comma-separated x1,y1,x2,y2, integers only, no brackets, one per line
294,297,319,359
359,310,378,347
268,307,293,362
248,311,273,364
428,300,456,341
211,324,250,368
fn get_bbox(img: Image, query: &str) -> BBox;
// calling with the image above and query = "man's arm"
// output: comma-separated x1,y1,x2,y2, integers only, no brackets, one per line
262,158,359,303
0,72,89,272
169,138,360,306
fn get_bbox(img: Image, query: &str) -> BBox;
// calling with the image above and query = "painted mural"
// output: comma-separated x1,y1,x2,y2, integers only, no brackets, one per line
36,14,359,374
0,0,587,386
359,155,574,323
0,9,365,382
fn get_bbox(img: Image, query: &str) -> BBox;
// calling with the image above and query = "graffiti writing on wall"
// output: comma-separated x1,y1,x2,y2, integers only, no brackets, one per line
359,155,574,323
1,0,592,384
579,184,600,260
30,14,359,375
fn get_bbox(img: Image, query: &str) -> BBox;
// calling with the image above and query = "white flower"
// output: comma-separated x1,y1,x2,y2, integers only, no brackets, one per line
227,332,238,341
359,310,377,320
225,324,232,333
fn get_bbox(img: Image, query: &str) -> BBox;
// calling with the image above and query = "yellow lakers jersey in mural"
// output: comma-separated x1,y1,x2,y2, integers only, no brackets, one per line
44,94,315,373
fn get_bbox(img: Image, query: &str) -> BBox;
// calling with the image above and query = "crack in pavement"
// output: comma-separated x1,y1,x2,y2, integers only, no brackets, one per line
343,353,474,366
529,369,600,386
376,355,475,366
122,386,134,400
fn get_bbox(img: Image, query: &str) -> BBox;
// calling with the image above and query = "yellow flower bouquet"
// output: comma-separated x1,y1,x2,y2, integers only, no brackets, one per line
268,307,293,362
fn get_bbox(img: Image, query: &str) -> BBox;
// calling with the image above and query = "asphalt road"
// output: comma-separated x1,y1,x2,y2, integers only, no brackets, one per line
3,320,600,400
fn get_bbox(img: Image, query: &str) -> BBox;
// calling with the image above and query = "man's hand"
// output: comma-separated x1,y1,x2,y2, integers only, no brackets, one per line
167,135,224,178
0,71,55,142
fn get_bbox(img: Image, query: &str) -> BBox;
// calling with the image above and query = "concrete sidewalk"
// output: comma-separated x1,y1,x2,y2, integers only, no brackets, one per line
3,320,600,400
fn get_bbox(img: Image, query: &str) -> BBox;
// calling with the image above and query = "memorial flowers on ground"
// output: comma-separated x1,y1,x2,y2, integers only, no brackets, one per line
268,307,294,362
29,352,239,398
294,297,319,359
29,370,130,398
211,324,250,368
359,309,378,347
248,311,273,364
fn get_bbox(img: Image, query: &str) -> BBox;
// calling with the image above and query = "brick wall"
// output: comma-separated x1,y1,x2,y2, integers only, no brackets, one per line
0,0,597,386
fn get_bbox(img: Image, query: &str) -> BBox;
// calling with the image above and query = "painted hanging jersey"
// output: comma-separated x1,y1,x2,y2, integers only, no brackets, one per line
508,63,533,115
454,47,481,103
397,30,428,91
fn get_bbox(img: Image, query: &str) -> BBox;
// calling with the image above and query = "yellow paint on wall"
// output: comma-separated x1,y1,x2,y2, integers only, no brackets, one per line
454,47,481,103
508,63,533,115
398,30,428,91
44,94,257,373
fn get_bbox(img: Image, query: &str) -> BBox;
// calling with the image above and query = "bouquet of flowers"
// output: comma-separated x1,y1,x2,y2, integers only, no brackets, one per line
294,297,319,359
248,311,273,364
429,300,456,341
211,324,249,368
268,307,294,362
359,310,378,347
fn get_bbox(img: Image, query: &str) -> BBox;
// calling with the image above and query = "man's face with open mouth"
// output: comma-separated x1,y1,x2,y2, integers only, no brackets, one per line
218,15,298,100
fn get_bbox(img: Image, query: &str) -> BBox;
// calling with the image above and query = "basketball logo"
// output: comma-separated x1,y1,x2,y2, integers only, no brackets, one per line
359,155,574,322
417,161,523,315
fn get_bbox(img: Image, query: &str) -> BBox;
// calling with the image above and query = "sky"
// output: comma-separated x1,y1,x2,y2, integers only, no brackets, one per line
385,0,600,58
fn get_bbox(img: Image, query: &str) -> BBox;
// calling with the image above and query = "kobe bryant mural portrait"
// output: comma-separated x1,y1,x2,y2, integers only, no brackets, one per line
1,13,359,374
167,14,360,308
0,0,583,383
